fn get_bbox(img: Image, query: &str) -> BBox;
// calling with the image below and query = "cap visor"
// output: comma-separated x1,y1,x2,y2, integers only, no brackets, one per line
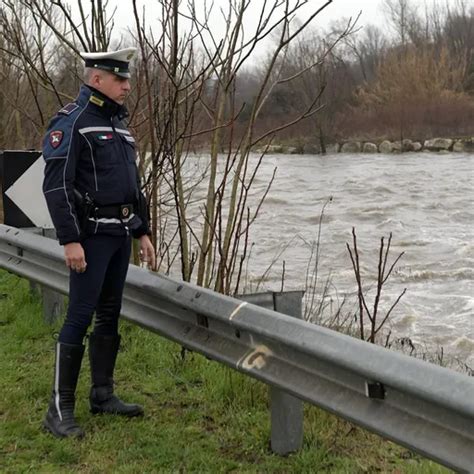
113,71,131,79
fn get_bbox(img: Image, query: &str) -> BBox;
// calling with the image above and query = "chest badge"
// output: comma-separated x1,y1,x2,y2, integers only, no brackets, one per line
49,130,63,148
97,133,113,140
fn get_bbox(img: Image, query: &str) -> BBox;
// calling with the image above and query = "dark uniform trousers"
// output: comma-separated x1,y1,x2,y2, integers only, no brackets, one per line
60,234,131,344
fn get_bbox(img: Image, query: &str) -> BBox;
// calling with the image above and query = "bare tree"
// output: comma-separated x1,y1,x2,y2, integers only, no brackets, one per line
0,0,117,148
347,228,406,343
279,17,359,152
383,0,418,47
126,0,350,294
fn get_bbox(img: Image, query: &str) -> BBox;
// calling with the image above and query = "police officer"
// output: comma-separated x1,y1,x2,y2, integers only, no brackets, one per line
41,47,155,438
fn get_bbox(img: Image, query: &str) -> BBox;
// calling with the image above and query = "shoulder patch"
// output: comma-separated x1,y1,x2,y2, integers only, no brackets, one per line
42,113,75,159
49,130,63,148
58,103,79,115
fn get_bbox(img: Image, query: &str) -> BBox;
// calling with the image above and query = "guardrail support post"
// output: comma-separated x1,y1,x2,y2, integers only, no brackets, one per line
41,228,64,324
24,227,64,324
238,290,305,455
23,227,43,298
270,291,304,455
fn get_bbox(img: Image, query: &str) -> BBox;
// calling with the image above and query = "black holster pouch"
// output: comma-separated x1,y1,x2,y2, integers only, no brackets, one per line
74,189,95,233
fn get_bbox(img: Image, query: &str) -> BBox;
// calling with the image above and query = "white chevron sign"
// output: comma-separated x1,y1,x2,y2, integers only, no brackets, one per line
5,154,54,228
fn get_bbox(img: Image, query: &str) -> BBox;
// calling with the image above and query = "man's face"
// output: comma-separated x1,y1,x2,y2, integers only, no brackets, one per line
92,70,131,104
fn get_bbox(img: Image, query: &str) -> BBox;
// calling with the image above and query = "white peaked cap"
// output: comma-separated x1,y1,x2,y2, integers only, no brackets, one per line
80,47,137,78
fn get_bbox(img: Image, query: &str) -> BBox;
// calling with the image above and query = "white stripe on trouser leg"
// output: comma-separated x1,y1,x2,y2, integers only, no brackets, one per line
55,343,62,421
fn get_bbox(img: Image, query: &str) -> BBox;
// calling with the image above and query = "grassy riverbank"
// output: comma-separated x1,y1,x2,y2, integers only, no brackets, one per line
0,270,449,473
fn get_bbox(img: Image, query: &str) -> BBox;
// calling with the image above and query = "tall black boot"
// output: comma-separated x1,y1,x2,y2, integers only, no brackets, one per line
89,333,144,417
43,342,85,438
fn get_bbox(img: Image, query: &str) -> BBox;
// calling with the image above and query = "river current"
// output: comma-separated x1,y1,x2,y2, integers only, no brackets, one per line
182,152,474,366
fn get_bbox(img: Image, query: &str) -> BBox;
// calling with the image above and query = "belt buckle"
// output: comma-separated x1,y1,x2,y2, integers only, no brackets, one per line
120,204,131,218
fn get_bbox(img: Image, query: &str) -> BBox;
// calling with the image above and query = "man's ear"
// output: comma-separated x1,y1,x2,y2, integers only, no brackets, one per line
90,72,101,88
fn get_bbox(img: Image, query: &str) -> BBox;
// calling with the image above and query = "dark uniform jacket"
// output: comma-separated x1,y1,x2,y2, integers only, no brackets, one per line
42,85,149,245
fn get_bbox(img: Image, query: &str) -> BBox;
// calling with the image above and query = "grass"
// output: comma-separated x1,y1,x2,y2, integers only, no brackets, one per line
0,270,451,473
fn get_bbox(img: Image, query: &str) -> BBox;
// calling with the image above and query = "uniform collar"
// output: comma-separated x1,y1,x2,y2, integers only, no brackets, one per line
77,85,129,120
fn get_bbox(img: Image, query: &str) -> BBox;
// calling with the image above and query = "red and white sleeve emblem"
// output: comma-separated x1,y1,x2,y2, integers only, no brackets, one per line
49,130,63,148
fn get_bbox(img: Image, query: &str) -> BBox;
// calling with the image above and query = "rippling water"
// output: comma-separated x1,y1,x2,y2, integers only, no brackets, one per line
242,152,474,365
179,152,474,365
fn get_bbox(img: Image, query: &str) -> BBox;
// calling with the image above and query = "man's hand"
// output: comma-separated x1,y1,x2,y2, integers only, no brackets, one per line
139,235,156,270
64,242,87,273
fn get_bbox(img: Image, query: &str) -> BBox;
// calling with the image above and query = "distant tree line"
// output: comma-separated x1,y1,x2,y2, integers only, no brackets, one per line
239,0,474,149
1,0,472,152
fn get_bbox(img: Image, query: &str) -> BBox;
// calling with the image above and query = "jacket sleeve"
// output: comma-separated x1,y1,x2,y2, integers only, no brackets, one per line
42,114,83,245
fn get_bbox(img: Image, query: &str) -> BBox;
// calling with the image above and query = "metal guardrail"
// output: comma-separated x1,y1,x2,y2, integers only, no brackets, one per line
0,224,473,473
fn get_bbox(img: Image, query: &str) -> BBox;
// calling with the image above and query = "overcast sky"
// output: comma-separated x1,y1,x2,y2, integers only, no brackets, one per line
68,0,447,58
99,0,439,32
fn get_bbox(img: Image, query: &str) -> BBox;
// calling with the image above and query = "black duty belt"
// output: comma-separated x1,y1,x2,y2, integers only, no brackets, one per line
93,203,134,219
